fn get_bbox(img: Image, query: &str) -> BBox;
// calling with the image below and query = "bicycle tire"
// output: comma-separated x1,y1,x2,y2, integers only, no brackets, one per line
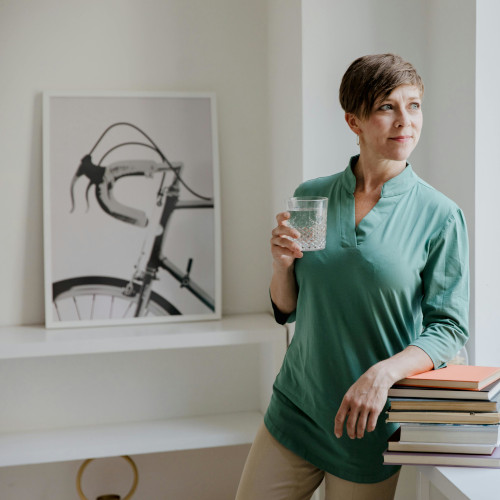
52,275,181,321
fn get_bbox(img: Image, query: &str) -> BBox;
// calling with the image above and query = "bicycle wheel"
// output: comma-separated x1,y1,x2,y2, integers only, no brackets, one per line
52,276,181,322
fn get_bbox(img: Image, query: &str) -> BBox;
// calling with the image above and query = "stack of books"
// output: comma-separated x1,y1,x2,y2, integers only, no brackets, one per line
383,365,500,468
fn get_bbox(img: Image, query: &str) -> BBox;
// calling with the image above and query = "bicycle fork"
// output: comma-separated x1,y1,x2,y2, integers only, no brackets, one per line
134,268,157,317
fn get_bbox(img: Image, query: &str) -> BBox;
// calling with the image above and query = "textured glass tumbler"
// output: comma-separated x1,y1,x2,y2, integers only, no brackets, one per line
286,196,328,251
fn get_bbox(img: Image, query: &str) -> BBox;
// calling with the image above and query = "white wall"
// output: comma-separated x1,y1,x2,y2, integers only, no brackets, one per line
268,0,303,217
418,0,476,214
475,0,500,365
0,0,271,326
419,0,476,362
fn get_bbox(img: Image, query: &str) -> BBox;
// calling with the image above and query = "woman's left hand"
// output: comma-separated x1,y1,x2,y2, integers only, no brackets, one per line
334,364,392,439
334,346,434,439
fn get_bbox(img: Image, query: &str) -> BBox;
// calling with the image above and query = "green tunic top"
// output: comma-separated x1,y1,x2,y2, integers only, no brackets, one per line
265,156,469,483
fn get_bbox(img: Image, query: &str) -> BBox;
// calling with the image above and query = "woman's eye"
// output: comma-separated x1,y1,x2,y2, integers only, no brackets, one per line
379,104,392,111
410,102,421,110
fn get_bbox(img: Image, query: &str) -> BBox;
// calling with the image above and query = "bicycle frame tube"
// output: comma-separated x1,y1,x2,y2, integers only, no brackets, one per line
134,165,215,316
159,256,215,311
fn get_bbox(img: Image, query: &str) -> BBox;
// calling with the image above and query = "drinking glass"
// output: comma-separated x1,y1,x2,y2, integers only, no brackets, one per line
286,196,328,251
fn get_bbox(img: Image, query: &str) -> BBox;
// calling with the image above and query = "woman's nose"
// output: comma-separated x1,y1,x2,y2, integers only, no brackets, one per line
395,109,411,128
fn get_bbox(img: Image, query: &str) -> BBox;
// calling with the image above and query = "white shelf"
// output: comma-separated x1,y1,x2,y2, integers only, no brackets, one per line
0,314,286,469
418,465,500,500
0,313,283,359
0,411,263,467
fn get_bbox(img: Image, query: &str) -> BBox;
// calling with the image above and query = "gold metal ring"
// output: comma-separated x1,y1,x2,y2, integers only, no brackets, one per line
76,455,139,500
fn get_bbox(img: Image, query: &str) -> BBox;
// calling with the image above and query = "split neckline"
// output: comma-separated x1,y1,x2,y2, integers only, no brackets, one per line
339,155,418,247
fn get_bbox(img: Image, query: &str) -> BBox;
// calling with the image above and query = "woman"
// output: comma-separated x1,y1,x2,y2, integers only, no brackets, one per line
235,54,469,500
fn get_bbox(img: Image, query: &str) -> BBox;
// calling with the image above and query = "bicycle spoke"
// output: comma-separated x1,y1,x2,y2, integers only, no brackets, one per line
110,296,115,319
54,302,61,322
91,294,96,320
72,297,82,321
123,300,134,318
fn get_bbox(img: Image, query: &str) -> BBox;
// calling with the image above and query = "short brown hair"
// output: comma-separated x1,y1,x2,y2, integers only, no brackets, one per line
339,54,424,119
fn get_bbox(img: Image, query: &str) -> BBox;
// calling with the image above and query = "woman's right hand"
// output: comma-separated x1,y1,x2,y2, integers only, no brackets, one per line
270,212,303,269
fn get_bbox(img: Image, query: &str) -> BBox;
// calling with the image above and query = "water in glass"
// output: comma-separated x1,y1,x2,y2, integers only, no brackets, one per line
287,197,327,251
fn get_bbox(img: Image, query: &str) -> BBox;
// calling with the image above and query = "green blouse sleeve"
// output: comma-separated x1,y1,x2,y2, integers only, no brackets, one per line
410,208,470,368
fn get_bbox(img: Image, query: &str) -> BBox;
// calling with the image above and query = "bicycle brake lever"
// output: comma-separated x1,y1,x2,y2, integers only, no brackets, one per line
84,182,93,212
70,155,105,212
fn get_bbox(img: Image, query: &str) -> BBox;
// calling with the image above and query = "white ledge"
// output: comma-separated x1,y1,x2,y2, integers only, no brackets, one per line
0,313,283,360
0,411,263,467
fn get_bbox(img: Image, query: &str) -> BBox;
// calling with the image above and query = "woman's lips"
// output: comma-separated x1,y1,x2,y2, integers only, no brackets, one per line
390,136,412,142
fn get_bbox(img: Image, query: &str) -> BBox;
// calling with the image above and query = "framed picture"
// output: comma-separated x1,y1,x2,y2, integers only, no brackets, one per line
43,91,221,328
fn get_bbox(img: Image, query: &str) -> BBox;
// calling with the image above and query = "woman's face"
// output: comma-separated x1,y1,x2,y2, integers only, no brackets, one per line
355,84,423,163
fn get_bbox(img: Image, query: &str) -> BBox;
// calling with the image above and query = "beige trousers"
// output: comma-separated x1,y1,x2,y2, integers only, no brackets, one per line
235,423,399,500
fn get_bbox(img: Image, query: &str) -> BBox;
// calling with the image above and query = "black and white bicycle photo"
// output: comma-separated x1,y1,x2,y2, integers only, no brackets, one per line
43,92,221,328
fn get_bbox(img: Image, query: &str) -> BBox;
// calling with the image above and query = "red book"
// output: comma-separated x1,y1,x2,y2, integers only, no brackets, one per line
396,365,500,391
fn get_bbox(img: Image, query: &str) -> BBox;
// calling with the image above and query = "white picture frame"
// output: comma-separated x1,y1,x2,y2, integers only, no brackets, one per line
43,91,221,328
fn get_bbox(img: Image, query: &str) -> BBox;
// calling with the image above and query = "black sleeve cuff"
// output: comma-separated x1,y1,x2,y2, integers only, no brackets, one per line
271,297,292,325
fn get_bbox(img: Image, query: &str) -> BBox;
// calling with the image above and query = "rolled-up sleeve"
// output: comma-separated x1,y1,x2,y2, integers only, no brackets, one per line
410,208,470,368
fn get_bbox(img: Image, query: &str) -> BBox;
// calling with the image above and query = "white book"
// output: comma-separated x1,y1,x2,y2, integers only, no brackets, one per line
399,423,500,445
387,431,496,454
388,441,495,454
383,446,500,468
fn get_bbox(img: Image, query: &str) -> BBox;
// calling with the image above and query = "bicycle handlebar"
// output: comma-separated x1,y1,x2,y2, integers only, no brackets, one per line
70,154,173,227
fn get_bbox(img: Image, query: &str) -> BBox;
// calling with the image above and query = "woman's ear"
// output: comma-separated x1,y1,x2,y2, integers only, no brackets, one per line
345,113,361,135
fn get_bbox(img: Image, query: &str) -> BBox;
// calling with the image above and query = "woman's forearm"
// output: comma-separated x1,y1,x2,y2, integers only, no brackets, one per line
270,262,298,315
374,345,434,388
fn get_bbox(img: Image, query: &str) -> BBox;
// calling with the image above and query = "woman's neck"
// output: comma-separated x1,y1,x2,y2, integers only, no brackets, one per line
353,155,406,193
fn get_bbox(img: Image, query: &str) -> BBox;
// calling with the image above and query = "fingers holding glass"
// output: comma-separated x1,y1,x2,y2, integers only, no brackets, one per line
271,212,303,261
